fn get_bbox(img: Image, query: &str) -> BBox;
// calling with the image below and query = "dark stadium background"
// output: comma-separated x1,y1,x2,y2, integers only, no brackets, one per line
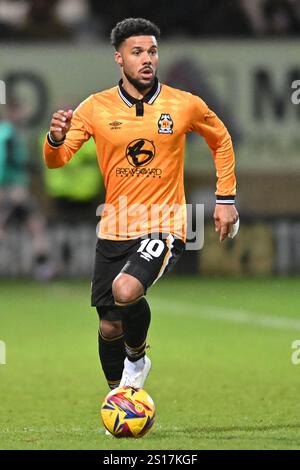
1,0,300,451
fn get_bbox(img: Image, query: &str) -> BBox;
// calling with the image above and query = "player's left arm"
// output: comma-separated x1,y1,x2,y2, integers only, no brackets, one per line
213,203,239,242
187,94,239,242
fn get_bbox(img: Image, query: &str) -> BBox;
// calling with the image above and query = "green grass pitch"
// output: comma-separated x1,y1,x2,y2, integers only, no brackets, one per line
0,276,300,450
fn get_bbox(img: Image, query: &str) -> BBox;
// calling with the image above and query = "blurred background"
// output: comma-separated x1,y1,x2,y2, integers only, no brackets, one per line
1,0,300,279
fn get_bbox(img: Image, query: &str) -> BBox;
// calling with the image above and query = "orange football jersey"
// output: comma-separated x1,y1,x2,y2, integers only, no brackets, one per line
44,79,236,241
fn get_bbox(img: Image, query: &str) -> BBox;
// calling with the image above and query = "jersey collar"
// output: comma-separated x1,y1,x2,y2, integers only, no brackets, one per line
118,77,161,108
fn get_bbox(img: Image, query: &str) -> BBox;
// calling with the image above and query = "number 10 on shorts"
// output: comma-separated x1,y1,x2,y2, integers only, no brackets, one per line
137,238,165,261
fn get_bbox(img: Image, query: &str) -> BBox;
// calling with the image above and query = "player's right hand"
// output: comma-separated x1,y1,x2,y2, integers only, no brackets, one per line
49,109,73,142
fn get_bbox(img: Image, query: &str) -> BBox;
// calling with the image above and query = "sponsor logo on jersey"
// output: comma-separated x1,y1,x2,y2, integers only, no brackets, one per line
126,139,155,167
158,114,173,134
116,167,162,178
116,138,162,178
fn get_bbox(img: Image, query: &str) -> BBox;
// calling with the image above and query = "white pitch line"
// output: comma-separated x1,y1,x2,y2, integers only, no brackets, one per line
203,307,300,332
152,299,300,332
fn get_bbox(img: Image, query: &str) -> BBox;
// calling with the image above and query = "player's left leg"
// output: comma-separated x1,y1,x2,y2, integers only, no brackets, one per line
112,274,150,361
112,233,185,388
112,274,151,388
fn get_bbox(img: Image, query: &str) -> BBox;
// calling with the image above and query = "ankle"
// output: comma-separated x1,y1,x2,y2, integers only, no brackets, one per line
124,356,145,372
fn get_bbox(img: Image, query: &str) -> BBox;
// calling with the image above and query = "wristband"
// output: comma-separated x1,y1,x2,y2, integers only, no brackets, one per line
47,131,65,147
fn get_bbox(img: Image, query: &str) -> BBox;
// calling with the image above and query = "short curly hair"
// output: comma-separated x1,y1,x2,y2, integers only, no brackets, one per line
111,18,160,50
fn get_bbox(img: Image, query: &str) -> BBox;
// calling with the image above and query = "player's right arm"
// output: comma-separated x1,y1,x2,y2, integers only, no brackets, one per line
50,109,73,143
43,97,93,169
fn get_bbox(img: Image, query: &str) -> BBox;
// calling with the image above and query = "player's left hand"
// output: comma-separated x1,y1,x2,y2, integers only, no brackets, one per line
214,204,239,242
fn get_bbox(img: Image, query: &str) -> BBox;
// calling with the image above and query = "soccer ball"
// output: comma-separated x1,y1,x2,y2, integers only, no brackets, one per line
101,386,155,438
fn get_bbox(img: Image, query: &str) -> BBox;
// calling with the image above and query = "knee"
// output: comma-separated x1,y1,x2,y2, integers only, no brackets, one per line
112,274,143,305
100,319,123,339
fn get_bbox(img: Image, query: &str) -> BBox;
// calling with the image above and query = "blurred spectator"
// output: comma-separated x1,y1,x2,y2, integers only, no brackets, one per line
0,20,17,40
88,0,300,38
1,0,300,40
263,0,300,36
89,0,254,38
194,0,254,37
56,0,97,42
0,101,54,279
40,128,103,224
240,0,269,35
18,0,73,41
0,0,26,40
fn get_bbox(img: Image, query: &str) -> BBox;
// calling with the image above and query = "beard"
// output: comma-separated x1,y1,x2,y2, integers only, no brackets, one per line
123,69,156,93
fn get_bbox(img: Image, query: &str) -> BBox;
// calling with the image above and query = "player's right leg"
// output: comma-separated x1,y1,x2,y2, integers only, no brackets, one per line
91,238,130,391
91,237,151,390
97,316,125,390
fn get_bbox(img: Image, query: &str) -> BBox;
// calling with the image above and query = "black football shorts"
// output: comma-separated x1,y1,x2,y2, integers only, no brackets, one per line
91,233,185,316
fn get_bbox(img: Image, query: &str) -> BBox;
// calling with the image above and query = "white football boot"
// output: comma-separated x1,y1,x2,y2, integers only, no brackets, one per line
120,356,151,389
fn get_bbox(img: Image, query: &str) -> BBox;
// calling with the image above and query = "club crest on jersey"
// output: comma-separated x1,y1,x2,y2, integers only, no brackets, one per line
158,114,173,134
